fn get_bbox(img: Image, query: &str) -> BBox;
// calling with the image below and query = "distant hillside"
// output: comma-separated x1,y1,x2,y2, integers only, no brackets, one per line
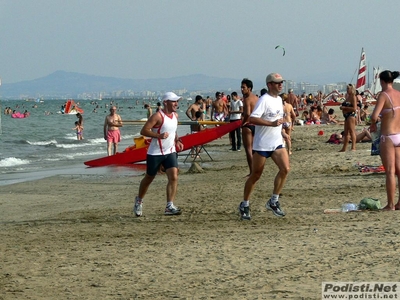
0,71,261,99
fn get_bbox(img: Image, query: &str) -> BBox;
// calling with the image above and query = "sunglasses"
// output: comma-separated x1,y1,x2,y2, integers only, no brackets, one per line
270,81,283,85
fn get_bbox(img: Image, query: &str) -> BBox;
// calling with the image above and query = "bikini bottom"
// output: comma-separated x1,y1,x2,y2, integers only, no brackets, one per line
381,133,400,147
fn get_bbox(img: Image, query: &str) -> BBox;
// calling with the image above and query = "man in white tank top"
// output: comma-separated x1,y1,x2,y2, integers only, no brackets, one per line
133,92,184,217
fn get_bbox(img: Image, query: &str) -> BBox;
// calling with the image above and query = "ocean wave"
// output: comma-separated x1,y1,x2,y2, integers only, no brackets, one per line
55,142,91,149
88,137,106,145
0,157,30,167
61,150,106,160
27,139,58,146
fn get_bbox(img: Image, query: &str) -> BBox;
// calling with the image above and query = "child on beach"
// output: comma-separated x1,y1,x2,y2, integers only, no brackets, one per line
72,121,84,140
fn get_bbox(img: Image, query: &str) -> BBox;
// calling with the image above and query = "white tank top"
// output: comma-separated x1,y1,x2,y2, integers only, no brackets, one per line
147,110,177,155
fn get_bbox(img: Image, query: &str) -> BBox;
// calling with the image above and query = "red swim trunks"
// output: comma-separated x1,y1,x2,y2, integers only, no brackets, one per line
107,129,121,143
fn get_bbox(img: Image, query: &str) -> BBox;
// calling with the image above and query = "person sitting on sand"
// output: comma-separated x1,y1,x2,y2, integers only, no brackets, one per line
309,106,321,124
360,104,369,122
321,108,341,124
327,128,372,145
353,128,372,143
316,105,323,120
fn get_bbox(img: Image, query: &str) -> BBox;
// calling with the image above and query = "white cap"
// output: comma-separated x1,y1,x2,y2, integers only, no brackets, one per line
162,92,182,101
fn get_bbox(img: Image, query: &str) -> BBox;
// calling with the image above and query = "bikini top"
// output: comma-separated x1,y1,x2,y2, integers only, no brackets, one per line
380,91,400,116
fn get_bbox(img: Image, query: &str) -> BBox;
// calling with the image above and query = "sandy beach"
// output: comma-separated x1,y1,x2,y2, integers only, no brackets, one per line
1,123,398,300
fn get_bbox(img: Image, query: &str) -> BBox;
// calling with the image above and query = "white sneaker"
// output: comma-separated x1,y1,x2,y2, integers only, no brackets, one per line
164,203,182,215
133,197,143,217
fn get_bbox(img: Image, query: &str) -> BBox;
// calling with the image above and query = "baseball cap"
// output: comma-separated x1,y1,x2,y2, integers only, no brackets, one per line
162,92,182,101
266,73,285,83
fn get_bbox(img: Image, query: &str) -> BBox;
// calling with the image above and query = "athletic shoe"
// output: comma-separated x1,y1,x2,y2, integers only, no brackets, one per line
237,148,241,152
266,199,285,217
133,197,143,217
238,202,251,220
165,204,182,215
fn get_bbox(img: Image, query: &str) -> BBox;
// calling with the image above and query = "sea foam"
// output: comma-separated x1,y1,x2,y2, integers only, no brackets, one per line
0,157,30,167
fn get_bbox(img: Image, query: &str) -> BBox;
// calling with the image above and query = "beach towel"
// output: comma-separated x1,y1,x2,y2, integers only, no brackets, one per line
356,163,385,173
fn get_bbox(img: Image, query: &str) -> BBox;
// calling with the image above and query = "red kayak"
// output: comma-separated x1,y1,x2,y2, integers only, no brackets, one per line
84,120,241,167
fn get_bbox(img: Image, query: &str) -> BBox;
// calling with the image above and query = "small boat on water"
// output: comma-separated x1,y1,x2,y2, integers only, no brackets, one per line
59,99,84,114
84,121,241,167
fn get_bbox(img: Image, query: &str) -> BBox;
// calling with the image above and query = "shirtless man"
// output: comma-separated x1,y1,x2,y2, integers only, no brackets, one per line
287,89,299,114
205,96,213,119
241,78,259,176
282,94,297,155
211,92,228,121
186,95,203,121
103,106,123,156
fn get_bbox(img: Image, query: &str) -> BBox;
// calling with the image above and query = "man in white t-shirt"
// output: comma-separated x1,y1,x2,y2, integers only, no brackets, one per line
229,91,243,151
238,73,290,220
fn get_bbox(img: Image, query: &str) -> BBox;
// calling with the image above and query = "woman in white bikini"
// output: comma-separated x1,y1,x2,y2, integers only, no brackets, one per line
370,70,400,210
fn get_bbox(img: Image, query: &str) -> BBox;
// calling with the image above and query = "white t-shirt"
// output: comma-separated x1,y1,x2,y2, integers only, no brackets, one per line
230,99,243,121
251,93,284,151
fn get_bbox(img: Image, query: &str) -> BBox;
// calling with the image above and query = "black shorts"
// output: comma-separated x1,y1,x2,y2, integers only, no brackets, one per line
146,153,178,176
242,124,255,136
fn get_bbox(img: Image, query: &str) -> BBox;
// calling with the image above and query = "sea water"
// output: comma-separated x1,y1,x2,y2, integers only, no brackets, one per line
0,99,193,186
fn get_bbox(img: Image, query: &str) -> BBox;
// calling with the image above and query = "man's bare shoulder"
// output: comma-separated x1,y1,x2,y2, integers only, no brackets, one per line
244,93,259,103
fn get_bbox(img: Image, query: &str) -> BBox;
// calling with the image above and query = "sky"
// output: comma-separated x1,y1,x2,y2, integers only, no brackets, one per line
1,0,399,85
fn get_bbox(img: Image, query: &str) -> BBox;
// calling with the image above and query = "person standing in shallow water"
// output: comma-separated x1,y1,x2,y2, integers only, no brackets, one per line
238,73,290,220
76,112,83,139
103,106,122,156
133,92,184,217
370,70,400,211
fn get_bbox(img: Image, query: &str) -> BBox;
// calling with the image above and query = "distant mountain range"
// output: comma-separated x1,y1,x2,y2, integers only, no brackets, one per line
0,71,265,99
